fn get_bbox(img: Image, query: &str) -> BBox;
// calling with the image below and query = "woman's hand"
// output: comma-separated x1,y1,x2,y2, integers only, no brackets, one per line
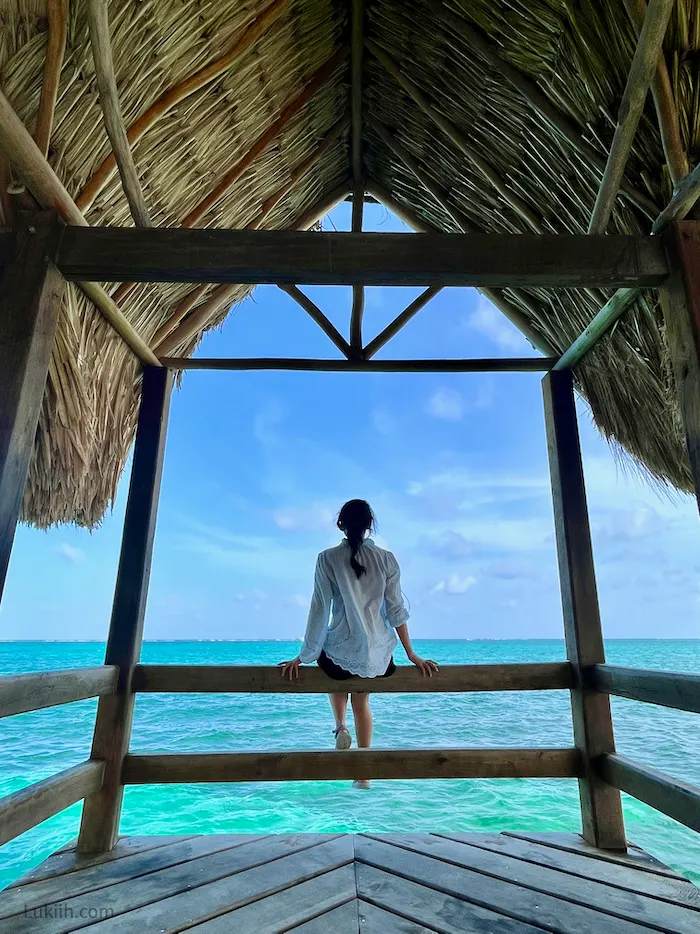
408,652,439,677
279,657,302,680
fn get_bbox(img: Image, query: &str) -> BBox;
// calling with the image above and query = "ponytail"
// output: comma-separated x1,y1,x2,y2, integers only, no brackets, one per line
337,499,375,579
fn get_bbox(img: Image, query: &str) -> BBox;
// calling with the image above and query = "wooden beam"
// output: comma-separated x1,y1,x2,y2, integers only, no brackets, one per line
132,662,573,694
589,665,700,714
542,369,626,850
658,221,700,507
76,0,290,212
0,761,104,847
278,285,352,358
350,0,365,352
366,38,543,232
180,47,349,228
34,0,68,158
87,0,152,227
78,366,173,853
161,357,557,372
588,0,676,233
364,286,442,358
553,288,639,370
0,666,118,718
0,212,65,601
623,0,688,185
653,160,700,232
0,89,159,366
123,748,581,784
598,754,700,834
53,229,669,288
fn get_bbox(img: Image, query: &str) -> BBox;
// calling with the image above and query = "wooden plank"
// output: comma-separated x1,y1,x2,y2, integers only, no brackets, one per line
658,221,700,507
599,754,700,834
54,228,669,287
290,900,360,932
185,866,356,932
132,662,573,694
504,831,688,879
378,834,700,931
356,862,543,934
542,369,626,849
0,666,118,717
356,901,439,933
161,357,555,372
78,366,173,853
49,836,351,934
0,835,262,920
589,664,700,714
0,761,104,847
0,212,65,600
356,837,652,934
439,833,700,905
122,748,579,784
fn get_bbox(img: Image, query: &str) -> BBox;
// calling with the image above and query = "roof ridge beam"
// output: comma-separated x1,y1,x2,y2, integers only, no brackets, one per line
87,0,152,227
76,0,290,213
588,0,676,234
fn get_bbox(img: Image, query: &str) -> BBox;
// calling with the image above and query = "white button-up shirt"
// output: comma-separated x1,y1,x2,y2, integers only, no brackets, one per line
299,538,409,678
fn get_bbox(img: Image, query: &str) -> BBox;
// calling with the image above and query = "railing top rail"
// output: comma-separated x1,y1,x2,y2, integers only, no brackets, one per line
0,666,119,718
588,665,700,715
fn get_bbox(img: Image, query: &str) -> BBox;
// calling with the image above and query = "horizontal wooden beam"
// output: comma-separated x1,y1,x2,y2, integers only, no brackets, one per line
0,760,104,846
123,748,580,784
159,357,555,372
597,754,700,834
49,229,669,288
0,666,118,718
588,665,700,714
132,662,573,694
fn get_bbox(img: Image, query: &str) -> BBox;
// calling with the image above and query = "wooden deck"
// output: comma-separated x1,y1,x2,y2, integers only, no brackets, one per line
1,832,698,933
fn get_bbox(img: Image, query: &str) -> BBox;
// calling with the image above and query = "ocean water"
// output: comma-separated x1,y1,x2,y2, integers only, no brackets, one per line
1,639,699,890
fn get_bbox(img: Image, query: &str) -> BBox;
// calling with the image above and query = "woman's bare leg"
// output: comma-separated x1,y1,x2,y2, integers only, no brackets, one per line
329,692,349,730
351,693,373,748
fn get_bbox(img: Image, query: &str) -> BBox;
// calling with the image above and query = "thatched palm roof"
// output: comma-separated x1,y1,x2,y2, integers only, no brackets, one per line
0,0,697,526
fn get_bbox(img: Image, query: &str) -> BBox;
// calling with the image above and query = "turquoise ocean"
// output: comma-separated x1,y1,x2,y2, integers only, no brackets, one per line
1,639,699,889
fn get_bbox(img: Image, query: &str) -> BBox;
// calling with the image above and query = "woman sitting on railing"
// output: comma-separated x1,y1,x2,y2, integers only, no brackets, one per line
280,499,438,788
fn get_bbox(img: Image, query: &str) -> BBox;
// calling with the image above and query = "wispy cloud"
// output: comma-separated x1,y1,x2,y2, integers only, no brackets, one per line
57,543,86,564
432,573,477,595
425,388,464,421
273,503,335,532
468,295,529,352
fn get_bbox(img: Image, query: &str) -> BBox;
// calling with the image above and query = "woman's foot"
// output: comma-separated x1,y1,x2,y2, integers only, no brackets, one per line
334,725,352,750
352,780,371,790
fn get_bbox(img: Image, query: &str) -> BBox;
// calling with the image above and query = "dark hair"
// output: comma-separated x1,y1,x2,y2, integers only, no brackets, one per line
337,499,375,579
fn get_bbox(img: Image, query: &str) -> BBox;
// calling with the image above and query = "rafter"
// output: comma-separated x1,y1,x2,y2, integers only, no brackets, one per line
0,88,159,366
34,0,68,158
76,0,290,213
588,0,676,233
87,0,151,227
180,47,348,228
366,38,543,233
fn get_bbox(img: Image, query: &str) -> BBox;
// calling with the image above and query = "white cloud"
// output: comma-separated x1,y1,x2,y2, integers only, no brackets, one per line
371,408,397,436
432,573,477,595
468,295,529,352
425,388,464,421
58,543,86,564
273,503,335,532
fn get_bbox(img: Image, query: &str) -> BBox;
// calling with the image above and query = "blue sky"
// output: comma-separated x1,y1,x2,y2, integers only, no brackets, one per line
2,203,699,641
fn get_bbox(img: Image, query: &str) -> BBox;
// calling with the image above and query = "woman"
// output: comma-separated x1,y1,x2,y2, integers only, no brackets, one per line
280,499,438,788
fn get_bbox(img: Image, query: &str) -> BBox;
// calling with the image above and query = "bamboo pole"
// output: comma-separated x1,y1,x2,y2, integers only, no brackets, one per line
0,88,159,366
76,0,290,212
588,0,676,234
366,38,543,233
278,285,352,357
34,0,68,158
364,287,442,358
180,47,348,228
155,182,350,357
87,0,152,227
623,0,688,185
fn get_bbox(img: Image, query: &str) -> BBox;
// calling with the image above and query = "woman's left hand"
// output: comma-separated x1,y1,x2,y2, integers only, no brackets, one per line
280,656,302,680
408,653,439,677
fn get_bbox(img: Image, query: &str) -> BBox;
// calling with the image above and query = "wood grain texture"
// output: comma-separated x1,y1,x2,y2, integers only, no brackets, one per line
122,748,580,784
0,666,118,718
543,369,626,849
0,761,104,847
0,212,65,600
54,228,669,287
589,664,700,714
78,367,173,853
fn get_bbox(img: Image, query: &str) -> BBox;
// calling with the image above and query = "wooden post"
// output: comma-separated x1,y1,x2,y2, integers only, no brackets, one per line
542,369,626,850
0,211,65,600
78,365,173,852
658,221,700,508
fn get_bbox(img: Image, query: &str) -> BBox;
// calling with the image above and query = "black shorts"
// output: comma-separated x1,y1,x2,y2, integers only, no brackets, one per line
317,649,396,681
